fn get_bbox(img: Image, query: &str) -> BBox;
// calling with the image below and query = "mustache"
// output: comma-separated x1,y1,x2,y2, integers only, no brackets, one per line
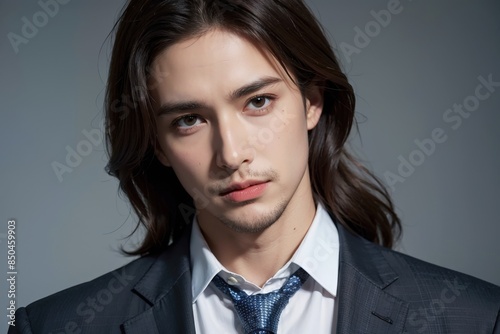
206,169,279,195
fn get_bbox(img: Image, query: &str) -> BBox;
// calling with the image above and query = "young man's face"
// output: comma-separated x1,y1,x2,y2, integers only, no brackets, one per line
152,29,322,234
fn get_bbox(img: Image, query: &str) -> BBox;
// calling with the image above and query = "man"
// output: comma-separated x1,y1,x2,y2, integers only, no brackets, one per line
9,0,499,333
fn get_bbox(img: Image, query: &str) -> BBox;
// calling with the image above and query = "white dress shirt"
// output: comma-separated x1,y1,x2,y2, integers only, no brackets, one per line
190,204,340,333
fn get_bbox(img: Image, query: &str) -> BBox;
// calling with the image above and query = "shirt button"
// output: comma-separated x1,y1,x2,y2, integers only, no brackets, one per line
227,277,239,285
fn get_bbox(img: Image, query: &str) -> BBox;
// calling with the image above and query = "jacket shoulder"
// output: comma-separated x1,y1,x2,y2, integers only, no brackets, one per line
380,245,500,298
378,245,500,332
13,255,157,334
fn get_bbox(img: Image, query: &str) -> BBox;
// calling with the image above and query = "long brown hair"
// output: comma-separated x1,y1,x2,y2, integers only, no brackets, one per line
105,0,401,255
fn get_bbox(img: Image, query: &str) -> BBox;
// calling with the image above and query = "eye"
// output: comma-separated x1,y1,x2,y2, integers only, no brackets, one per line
173,114,203,128
246,96,273,111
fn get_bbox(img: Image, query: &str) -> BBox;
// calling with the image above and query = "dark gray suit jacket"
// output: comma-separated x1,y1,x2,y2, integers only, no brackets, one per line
8,223,500,333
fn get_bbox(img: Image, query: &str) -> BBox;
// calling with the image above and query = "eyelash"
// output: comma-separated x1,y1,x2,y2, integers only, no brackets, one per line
170,94,277,133
245,94,275,113
171,114,203,134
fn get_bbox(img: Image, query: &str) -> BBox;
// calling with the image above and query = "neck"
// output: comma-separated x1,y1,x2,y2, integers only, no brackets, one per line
199,196,316,287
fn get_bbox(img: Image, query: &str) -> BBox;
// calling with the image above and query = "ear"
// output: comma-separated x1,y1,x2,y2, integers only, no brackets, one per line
155,143,171,167
304,83,324,130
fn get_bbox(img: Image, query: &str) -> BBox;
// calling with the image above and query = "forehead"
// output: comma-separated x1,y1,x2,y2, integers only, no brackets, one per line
149,29,294,99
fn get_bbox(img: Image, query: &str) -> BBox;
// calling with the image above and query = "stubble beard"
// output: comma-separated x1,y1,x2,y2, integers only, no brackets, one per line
203,168,289,233
216,197,289,234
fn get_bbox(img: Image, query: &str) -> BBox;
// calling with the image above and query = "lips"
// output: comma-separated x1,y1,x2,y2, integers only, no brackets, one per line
220,180,269,202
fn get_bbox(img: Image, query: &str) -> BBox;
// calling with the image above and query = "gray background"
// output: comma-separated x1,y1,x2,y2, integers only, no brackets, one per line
1,0,499,311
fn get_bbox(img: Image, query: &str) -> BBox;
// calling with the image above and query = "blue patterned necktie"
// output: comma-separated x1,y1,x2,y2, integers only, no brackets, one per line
212,268,309,334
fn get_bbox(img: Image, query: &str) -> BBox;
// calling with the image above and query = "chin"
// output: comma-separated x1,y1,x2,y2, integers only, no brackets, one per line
214,198,289,233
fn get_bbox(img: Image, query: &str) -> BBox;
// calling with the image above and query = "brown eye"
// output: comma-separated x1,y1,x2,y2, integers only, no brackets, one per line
175,114,202,128
251,97,267,108
247,96,272,110
183,115,198,126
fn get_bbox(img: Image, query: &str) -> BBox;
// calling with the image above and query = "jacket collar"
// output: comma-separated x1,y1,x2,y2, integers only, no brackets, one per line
335,223,409,333
122,223,197,334
120,219,409,333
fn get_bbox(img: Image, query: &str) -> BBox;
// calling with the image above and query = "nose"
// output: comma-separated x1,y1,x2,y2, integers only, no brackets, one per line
214,114,254,171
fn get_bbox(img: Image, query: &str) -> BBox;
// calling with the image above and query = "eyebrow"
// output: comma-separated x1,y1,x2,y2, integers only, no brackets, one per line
156,76,282,116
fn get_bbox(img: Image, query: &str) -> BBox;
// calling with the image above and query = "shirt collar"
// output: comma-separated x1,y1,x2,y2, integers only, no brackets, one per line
189,203,339,302
289,203,339,297
190,219,223,302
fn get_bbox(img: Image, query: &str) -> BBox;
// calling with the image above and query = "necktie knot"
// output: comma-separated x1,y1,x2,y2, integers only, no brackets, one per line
212,268,309,334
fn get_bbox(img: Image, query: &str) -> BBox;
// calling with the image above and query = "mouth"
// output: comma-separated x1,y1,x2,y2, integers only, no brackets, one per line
220,180,270,203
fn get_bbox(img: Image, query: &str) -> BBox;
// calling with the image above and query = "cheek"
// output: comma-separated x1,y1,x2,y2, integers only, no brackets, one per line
164,142,209,184
278,106,309,145
264,113,309,164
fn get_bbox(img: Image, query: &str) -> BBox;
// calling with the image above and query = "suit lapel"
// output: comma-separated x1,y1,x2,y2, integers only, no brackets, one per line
122,225,196,334
119,216,410,333
335,224,409,333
